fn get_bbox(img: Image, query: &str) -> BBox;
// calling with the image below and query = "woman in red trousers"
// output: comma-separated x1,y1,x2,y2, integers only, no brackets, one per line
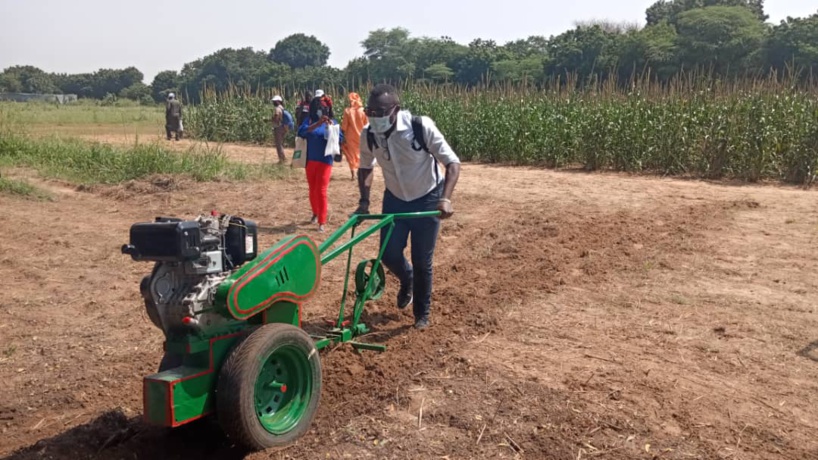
297,98,343,233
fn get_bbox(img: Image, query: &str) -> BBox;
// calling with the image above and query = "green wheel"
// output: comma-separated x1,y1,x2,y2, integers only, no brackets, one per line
355,259,386,300
216,323,321,450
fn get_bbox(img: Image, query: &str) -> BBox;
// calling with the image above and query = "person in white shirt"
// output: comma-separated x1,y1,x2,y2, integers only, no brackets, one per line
353,84,461,330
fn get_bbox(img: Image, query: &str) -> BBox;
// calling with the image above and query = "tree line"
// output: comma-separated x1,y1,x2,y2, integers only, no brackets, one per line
1,0,816,103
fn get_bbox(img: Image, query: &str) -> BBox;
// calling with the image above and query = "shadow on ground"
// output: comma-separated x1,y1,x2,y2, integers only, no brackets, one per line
5,410,247,460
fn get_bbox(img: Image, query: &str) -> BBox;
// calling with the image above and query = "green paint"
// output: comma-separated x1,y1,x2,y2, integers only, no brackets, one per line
216,235,320,321
171,368,213,423
312,337,332,350
254,345,313,434
144,379,170,425
350,342,387,352
314,211,440,353
263,301,300,326
141,211,442,433
355,259,385,300
143,333,242,427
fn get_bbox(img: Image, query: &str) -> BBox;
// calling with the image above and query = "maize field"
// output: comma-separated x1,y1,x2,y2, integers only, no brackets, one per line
186,76,818,184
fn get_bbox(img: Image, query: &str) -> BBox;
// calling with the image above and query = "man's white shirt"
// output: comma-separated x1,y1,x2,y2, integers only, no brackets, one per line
359,110,460,202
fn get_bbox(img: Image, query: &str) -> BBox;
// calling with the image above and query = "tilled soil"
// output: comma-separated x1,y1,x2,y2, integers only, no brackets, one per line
1,147,817,459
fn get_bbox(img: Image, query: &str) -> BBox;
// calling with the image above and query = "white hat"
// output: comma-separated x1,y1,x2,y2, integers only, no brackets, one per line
314,89,325,98
167,92,175,99
272,95,283,102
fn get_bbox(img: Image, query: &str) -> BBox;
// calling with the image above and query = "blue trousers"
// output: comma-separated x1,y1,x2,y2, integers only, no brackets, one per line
380,183,442,320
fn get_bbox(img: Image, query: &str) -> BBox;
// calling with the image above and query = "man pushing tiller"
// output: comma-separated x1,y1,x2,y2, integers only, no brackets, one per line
353,84,461,330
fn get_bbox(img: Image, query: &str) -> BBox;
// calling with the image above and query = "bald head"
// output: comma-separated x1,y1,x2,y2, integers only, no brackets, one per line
366,83,401,123
365,84,402,133
369,84,400,106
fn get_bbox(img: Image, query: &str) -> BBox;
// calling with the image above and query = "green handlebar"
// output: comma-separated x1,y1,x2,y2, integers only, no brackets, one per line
319,211,441,265
352,211,442,221
318,210,442,333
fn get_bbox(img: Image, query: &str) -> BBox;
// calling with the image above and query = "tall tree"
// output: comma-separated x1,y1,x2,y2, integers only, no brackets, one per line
765,13,818,72
503,36,549,59
360,28,419,82
0,72,22,92
150,70,181,101
491,57,545,83
414,36,469,80
646,0,767,26
544,26,621,79
0,66,59,93
675,6,767,75
269,34,330,69
424,63,455,82
180,47,270,98
456,39,510,85
617,22,679,81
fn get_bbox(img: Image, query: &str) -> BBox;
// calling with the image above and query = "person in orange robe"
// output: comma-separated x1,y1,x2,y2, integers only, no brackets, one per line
340,92,368,180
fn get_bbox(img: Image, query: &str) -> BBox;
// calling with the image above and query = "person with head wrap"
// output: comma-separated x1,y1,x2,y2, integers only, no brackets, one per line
340,92,367,180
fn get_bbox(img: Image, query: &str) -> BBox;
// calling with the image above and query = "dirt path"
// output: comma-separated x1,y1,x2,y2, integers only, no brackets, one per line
1,143,817,459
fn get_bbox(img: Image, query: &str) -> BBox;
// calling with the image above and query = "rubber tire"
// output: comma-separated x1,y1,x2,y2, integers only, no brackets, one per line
216,323,321,451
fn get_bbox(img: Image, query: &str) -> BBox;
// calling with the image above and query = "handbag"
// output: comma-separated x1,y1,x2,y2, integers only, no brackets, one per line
324,124,340,157
292,137,307,168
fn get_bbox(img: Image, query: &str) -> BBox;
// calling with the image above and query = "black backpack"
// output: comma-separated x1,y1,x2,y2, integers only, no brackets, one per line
366,115,429,154
366,116,440,182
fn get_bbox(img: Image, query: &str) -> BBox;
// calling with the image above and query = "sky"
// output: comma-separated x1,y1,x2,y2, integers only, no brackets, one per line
0,0,815,83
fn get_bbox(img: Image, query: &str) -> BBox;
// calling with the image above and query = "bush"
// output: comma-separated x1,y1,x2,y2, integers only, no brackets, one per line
0,132,291,184
0,176,53,200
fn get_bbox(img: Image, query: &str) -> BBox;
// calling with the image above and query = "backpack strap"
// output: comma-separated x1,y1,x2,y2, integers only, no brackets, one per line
411,116,442,183
366,127,377,152
411,116,430,153
367,117,440,182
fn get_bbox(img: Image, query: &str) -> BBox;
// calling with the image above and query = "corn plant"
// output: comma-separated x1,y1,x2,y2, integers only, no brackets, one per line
184,75,818,184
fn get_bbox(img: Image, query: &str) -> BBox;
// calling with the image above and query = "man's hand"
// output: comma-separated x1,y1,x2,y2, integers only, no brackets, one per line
437,199,454,219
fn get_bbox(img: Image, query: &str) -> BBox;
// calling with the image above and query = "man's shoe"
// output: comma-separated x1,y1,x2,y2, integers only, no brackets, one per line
397,283,413,310
414,317,430,330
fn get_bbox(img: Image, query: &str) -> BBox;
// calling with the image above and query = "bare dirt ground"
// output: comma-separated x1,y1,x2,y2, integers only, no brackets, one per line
1,136,818,460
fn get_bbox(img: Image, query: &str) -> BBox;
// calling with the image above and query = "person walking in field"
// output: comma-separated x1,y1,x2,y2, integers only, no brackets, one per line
313,89,334,119
271,95,293,164
165,93,183,141
352,84,461,330
341,92,367,180
298,97,343,233
295,91,312,128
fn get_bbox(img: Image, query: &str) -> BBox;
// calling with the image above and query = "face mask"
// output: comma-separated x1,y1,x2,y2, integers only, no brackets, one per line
369,116,394,134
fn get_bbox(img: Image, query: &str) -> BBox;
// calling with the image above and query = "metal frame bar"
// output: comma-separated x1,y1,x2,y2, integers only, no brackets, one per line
313,211,440,351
